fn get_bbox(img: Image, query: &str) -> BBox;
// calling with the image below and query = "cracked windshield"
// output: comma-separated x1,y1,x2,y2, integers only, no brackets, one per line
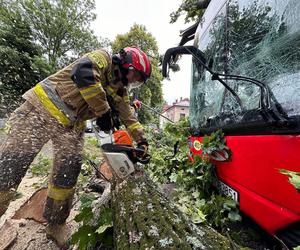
190,0,300,130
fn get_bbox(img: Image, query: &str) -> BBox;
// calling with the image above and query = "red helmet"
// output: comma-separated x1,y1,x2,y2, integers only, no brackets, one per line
121,47,151,83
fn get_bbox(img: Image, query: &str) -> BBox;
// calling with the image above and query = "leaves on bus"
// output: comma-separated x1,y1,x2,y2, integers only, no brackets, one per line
279,169,300,193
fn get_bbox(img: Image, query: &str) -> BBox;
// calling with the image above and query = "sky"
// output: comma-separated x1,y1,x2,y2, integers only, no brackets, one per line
91,0,193,104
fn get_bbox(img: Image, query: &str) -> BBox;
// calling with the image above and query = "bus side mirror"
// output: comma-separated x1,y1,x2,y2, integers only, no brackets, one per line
162,46,207,78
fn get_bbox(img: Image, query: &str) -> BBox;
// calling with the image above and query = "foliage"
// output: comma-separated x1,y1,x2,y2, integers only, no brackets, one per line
28,153,51,189
202,195,241,228
18,0,105,70
111,24,163,125
77,136,102,188
172,186,207,224
29,153,52,176
279,169,300,193
0,0,108,115
82,136,102,164
71,193,113,250
201,130,229,155
170,0,209,24
145,119,241,229
71,136,114,249
0,1,50,115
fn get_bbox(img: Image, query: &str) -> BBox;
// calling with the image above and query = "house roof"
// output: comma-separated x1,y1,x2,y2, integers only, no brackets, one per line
162,98,189,113
174,99,189,107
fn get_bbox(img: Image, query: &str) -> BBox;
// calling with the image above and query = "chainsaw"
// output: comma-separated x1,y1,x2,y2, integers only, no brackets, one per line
92,126,150,179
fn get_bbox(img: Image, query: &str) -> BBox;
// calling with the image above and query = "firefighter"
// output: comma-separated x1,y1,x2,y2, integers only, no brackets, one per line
0,46,150,247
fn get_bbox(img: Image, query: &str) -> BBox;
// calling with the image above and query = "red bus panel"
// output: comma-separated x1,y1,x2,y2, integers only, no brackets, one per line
189,135,300,234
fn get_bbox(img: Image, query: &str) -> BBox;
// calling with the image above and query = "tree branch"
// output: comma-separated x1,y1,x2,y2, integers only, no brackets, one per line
182,0,211,11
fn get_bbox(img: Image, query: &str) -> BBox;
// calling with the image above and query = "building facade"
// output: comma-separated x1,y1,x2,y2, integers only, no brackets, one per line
160,97,189,128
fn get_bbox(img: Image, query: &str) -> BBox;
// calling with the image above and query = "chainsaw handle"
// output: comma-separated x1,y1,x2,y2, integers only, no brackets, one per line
132,147,151,164
136,154,151,164
101,144,151,164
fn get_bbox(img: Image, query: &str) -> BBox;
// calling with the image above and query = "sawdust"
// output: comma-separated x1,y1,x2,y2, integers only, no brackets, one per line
2,219,59,250
0,171,80,250
0,174,44,229
0,141,80,250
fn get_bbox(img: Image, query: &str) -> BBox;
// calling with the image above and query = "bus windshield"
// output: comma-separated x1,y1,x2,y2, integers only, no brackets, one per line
190,0,300,133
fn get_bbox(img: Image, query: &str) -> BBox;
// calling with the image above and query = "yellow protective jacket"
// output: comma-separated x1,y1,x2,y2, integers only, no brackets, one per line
23,49,145,142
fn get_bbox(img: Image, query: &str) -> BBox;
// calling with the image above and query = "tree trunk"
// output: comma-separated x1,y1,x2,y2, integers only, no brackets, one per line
111,169,233,250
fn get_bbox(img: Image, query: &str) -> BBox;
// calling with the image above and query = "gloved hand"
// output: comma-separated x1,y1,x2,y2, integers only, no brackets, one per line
132,99,142,110
136,139,149,158
96,110,113,132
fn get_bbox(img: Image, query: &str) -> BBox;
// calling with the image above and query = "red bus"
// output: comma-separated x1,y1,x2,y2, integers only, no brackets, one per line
163,0,300,248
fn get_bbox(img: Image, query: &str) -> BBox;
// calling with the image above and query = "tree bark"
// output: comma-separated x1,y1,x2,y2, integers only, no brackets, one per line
111,169,233,250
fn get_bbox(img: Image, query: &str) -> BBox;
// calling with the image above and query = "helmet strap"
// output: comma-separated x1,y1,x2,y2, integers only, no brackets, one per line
112,54,122,65
119,66,129,85
111,49,129,85
119,49,126,61
111,66,128,86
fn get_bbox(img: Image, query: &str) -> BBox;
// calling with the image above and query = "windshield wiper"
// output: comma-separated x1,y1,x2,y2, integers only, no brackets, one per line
162,45,295,127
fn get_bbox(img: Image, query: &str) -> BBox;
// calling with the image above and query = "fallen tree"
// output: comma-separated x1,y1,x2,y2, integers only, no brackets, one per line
110,167,234,249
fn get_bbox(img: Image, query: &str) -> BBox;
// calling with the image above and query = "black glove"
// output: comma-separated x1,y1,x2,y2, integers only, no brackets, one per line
136,139,149,158
96,110,113,131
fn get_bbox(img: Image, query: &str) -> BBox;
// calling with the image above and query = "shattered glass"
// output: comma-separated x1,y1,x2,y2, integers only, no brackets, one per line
190,0,300,130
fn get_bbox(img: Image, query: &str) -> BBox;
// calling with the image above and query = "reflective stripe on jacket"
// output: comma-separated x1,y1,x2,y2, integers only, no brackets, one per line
33,79,77,126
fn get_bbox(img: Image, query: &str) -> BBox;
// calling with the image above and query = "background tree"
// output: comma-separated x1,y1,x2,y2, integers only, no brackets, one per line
112,24,163,125
0,1,51,115
19,0,107,71
0,0,110,115
170,0,210,24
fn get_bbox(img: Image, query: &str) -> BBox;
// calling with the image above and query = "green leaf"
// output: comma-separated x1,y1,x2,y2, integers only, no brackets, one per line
195,198,206,208
71,225,97,250
96,222,113,234
192,191,200,199
101,207,113,220
169,172,178,183
228,211,242,222
95,207,113,234
191,208,206,224
80,193,96,208
279,169,300,193
74,206,93,223
223,199,237,210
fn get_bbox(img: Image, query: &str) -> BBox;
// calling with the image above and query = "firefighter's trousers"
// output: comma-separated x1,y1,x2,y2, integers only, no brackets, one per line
0,101,84,224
